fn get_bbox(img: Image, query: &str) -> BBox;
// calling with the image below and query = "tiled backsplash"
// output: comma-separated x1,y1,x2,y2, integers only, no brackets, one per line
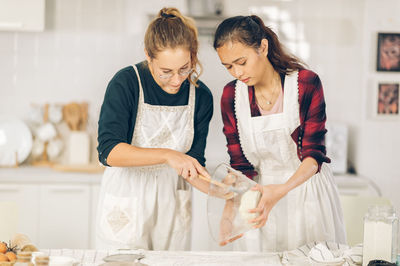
0,0,180,123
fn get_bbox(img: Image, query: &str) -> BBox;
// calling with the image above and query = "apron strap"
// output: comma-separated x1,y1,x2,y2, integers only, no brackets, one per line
235,80,260,167
132,65,144,104
188,82,195,107
183,82,195,152
234,71,299,168
285,71,300,134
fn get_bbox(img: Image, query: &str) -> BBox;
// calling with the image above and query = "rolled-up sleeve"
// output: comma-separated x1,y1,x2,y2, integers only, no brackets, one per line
297,71,331,172
97,79,133,166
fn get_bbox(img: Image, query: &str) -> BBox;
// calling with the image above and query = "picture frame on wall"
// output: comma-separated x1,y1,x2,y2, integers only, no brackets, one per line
376,33,400,72
374,82,399,117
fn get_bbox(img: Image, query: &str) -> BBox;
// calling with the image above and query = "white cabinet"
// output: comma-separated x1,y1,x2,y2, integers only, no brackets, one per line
0,167,103,249
0,184,40,243
0,0,45,31
38,185,91,249
90,184,100,249
334,174,381,196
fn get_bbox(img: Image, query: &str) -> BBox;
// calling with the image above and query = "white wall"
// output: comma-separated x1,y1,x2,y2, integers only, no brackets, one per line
0,0,399,250
357,0,400,223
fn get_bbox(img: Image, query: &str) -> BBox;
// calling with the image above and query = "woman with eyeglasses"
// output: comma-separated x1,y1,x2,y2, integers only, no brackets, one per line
214,15,346,251
96,7,213,250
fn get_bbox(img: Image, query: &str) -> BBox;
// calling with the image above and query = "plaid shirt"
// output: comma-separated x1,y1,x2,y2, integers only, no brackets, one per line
221,69,330,179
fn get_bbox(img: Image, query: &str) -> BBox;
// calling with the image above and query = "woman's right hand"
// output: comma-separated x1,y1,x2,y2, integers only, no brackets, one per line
164,149,209,180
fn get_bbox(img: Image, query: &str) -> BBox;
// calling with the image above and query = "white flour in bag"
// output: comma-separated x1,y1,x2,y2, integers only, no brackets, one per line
238,190,261,223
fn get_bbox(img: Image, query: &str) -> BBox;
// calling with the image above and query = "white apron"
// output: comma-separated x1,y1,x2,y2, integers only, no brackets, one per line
96,65,195,250
233,72,346,252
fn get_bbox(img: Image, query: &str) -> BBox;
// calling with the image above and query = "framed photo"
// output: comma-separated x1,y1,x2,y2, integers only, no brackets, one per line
377,33,400,71
374,82,399,116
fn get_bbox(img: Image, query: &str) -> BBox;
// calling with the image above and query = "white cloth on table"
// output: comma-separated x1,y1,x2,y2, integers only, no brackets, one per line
42,241,363,266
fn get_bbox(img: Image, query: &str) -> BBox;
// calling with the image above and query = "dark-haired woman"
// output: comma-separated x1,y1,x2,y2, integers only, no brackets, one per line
214,15,346,251
96,7,213,250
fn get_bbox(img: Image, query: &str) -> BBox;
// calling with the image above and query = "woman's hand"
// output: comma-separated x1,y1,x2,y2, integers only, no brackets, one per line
219,219,243,246
164,149,209,180
219,199,243,246
247,183,288,229
246,158,318,229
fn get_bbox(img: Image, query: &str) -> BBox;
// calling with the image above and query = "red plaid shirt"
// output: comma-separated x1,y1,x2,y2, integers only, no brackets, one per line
221,69,330,179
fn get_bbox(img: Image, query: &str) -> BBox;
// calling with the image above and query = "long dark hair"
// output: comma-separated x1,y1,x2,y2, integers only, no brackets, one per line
213,15,305,75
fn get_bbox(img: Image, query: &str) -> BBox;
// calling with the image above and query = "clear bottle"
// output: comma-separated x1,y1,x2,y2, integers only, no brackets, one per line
34,255,49,266
14,251,34,266
362,204,398,266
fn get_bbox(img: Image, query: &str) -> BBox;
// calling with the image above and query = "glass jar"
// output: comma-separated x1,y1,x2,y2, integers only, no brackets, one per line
362,204,398,266
14,251,34,266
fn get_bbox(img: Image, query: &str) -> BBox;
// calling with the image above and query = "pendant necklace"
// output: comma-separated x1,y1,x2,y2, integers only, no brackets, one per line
256,73,281,106
259,86,277,105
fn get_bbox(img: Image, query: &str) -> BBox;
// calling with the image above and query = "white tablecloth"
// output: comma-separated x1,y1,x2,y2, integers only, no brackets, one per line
42,242,362,266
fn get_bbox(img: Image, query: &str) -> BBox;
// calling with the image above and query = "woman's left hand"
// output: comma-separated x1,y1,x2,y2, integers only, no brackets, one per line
248,184,288,229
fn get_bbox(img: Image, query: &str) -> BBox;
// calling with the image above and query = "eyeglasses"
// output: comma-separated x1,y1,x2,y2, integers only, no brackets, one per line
151,61,193,80
158,67,193,80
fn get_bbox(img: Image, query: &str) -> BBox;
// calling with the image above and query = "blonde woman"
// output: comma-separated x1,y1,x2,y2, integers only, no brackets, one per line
96,7,213,250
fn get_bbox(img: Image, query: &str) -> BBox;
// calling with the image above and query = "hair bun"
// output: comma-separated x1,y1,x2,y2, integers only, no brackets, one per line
160,9,176,19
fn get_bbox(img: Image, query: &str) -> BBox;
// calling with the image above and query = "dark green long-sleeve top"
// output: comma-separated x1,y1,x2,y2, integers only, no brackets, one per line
97,61,214,167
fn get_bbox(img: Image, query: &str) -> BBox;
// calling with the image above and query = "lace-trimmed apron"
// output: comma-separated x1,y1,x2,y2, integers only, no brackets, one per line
233,72,346,252
96,65,195,250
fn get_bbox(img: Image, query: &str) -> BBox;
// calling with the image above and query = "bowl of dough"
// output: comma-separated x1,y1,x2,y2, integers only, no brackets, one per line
206,163,261,245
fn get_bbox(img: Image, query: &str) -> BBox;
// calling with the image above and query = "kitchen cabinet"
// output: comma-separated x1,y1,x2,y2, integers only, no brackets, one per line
0,184,40,243
334,174,381,196
0,0,45,32
0,167,102,249
90,184,100,249
38,185,90,249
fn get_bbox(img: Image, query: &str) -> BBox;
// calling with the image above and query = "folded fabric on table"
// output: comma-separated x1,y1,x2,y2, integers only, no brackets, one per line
281,241,362,266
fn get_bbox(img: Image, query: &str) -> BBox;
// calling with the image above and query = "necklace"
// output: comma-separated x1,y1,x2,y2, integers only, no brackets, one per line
256,86,279,106
255,72,281,107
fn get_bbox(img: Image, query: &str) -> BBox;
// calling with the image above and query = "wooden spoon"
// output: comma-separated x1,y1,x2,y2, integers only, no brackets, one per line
198,174,228,188
63,103,81,131
80,102,88,131
198,174,236,199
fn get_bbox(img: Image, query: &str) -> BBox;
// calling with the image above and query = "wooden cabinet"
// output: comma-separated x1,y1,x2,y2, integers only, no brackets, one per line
0,0,45,31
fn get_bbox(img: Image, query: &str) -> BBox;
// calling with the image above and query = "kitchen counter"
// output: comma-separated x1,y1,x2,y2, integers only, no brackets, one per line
43,249,281,265
0,166,103,184
42,242,362,265
333,173,381,196
0,167,378,192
